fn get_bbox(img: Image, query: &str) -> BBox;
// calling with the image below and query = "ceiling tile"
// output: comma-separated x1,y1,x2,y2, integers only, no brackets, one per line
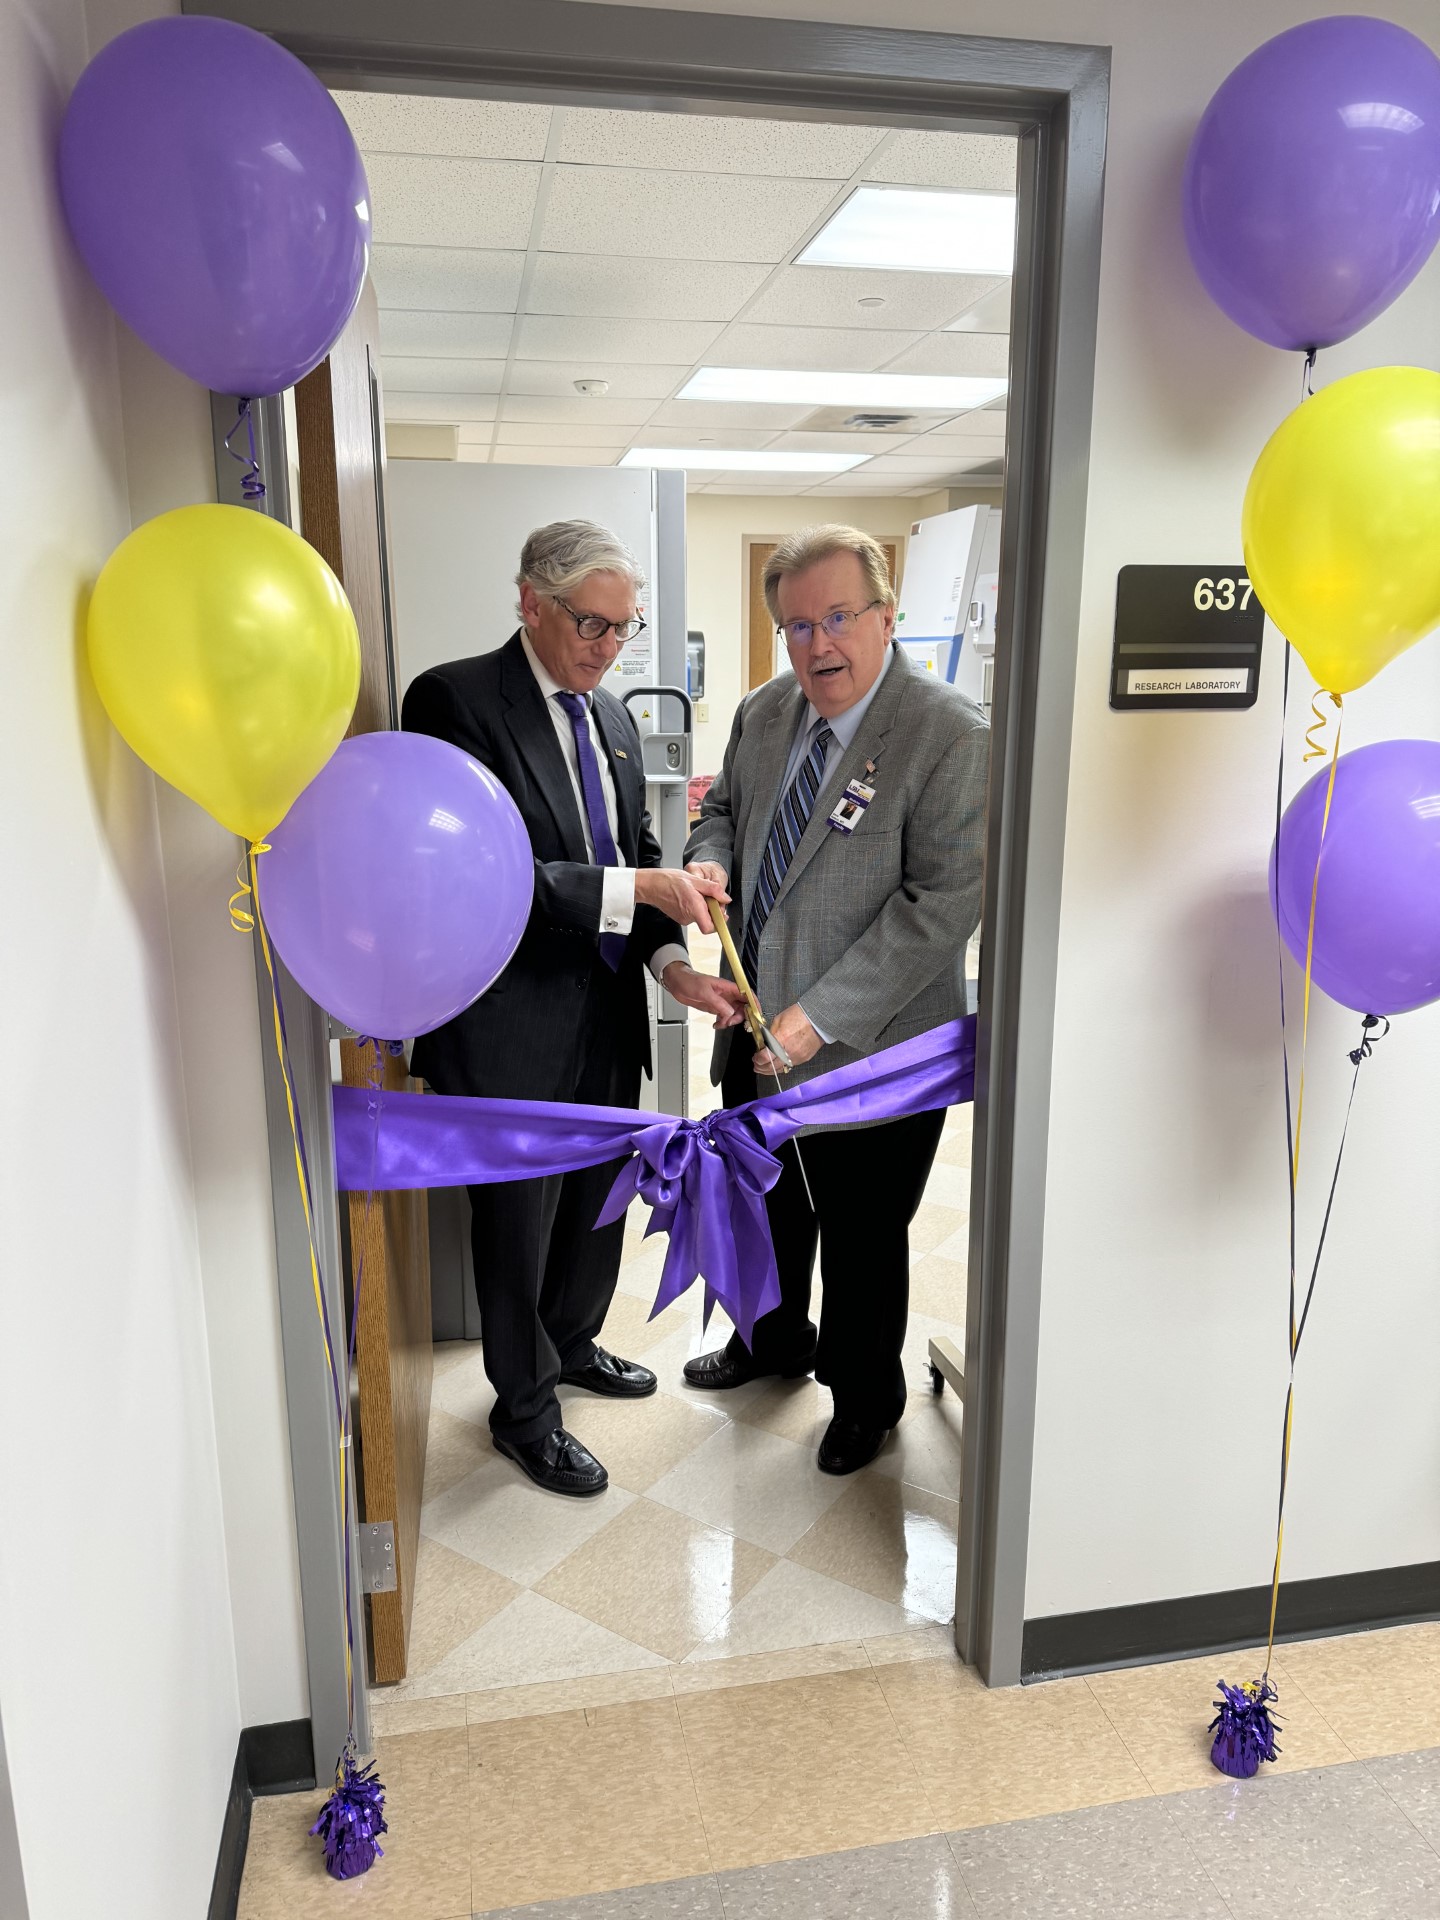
766,430,910,456
382,357,505,393
383,391,498,423
502,394,658,426
379,312,515,359
855,454,989,476
456,444,494,463
704,323,926,373
648,399,811,431
743,265,1007,333
507,361,685,400
882,332,1012,378
916,420,1009,446
515,315,725,364
627,427,781,451
335,91,551,160
495,389,652,424
946,278,1014,335
497,421,645,447
457,423,494,443
527,252,769,322
540,167,837,264
556,108,885,180
367,153,539,249
370,245,525,314
491,447,626,467
867,131,1018,192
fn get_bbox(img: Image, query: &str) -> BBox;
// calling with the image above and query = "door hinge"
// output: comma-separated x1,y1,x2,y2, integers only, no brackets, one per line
359,1520,397,1594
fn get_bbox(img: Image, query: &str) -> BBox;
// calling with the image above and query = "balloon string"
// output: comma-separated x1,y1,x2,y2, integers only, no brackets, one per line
228,840,270,932
1302,689,1339,763
1291,695,1342,1194
224,398,267,502
1300,348,1317,403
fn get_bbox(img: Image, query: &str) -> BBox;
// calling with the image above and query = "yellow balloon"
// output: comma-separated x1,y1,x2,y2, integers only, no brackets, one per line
1243,367,1440,696
88,504,360,840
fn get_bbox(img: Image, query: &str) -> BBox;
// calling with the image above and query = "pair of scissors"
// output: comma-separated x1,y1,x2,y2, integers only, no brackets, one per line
705,901,792,1071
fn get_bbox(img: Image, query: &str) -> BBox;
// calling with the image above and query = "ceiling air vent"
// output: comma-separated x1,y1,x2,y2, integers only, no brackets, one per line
799,405,960,434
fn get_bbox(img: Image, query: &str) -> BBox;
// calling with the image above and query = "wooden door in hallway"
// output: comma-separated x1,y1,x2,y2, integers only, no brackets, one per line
746,537,901,691
294,278,433,1685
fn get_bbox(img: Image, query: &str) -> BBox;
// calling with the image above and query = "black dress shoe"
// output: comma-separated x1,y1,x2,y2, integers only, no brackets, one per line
558,1346,657,1398
493,1427,608,1496
682,1346,816,1391
817,1417,892,1475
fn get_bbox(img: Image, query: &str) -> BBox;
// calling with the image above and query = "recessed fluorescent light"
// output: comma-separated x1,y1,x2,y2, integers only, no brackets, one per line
679,368,1008,411
798,187,1016,275
620,448,868,474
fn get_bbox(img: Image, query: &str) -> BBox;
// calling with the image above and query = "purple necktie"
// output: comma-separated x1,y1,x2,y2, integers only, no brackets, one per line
554,690,626,971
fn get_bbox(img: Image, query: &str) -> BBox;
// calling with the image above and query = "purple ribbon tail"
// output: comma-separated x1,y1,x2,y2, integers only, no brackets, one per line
334,1017,976,1347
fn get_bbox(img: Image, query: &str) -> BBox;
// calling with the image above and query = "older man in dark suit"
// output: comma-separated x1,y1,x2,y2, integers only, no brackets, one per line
403,521,743,1497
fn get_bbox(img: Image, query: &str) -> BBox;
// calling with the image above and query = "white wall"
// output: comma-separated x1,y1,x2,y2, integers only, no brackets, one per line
685,489,948,769
0,2,305,1914
604,0,1440,1618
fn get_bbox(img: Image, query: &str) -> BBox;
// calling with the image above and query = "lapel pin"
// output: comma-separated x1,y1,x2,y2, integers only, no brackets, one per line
614,747,628,759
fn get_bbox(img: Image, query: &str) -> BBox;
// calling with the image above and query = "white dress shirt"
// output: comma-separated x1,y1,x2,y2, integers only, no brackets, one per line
521,633,688,983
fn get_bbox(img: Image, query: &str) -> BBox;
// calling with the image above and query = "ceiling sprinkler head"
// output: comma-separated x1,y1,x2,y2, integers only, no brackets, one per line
574,378,610,396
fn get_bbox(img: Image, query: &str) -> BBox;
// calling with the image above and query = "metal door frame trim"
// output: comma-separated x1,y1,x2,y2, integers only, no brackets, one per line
189,0,1109,1689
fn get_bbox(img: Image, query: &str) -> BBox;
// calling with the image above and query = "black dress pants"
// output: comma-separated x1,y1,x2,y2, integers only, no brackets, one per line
721,1047,946,1429
468,967,640,1445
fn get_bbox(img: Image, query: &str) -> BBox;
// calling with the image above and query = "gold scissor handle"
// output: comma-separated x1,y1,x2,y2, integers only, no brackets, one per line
706,899,767,1053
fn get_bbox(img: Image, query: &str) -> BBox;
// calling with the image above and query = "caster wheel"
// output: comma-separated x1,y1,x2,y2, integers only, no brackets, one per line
928,1362,944,1396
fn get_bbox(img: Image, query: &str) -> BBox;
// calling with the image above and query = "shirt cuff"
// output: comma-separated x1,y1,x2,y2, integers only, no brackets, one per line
600,865,636,937
650,944,690,985
797,1002,832,1046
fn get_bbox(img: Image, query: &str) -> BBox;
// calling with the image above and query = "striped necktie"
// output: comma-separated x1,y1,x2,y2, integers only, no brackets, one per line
742,719,834,980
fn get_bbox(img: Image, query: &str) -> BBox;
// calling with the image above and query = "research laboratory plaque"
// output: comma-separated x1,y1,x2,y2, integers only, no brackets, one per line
1110,565,1265,711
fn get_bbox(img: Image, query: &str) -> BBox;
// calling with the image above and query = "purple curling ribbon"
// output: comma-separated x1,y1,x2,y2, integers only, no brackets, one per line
1209,1678,1281,1778
309,1745,387,1879
333,1017,976,1348
223,397,267,502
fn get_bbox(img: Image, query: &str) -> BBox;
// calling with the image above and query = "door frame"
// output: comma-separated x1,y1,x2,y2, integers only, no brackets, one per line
191,0,1110,1689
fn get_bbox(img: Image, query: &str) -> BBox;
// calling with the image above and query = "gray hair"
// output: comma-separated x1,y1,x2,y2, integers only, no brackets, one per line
763,523,896,622
515,519,646,614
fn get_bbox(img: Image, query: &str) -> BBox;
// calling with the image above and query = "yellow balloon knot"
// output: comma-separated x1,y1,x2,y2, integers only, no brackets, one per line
1303,690,1342,763
228,839,272,932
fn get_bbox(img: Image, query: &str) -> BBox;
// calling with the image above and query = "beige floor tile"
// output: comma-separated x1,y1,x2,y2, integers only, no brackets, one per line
686,1557,925,1663
431,1340,478,1380
732,1373,830,1448
865,1623,959,1667
421,1460,636,1587
677,1665,939,1870
870,1400,965,1501
877,1657,1151,1830
920,1158,971,1212
646,1418,849,1553
467,1665,676,1724
405,1539,521,1678
537,1497,776,1660
369,1692,469,1737
596,1285,692,1358
558,1382,730,1493
239,1727,471,1919
908,1251,969,1322
788,1474,959,1623
388,1590,668,1702
1084,1647,1353,1792
422,1406,490,1502
908,1200,967,1256
931,1127,974,1169
1277,1621,1440,1758
469,1696,712,1911
670,1638,871,1695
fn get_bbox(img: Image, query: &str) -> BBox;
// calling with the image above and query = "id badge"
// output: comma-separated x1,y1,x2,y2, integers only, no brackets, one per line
828,777,876,835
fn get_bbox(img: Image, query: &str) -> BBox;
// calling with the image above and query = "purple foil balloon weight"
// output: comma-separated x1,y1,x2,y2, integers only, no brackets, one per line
1271,740,1440,1017
59,17,370,394
1183,18,1440,351
260,733,534,1041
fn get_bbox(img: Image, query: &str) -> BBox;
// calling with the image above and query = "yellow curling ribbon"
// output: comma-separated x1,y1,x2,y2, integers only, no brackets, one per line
242,839,355,1719
1263,691,1342,1675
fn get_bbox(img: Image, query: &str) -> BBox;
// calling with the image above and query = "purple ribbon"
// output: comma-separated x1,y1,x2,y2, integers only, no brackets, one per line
333,1017,976,1347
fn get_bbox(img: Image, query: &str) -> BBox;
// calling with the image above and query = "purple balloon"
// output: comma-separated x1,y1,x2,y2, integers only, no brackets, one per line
1271,739,1440,1017
260,734,534,1041
1184,18,1440,351
59,17,370,395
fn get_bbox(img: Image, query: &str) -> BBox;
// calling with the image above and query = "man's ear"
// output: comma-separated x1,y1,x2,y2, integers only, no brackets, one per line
519,582,541,630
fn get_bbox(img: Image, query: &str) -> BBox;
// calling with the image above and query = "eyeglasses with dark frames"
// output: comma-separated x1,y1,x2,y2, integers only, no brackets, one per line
553,596,648,644
777,600,884,647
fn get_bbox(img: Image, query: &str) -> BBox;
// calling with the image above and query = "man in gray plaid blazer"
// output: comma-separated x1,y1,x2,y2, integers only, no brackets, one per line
682,524,989,1474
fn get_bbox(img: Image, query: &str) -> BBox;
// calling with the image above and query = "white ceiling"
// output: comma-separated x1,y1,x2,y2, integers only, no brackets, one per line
336,92,1016,496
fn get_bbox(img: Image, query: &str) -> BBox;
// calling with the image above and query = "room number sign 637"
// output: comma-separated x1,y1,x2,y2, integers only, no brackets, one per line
1193,576,1254,612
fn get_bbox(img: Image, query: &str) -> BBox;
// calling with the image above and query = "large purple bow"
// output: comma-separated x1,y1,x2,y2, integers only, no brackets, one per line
333,1017,976,1348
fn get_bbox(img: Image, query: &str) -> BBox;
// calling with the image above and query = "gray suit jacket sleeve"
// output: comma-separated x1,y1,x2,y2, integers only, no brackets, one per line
685,697,745,880
800,720,988,1052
